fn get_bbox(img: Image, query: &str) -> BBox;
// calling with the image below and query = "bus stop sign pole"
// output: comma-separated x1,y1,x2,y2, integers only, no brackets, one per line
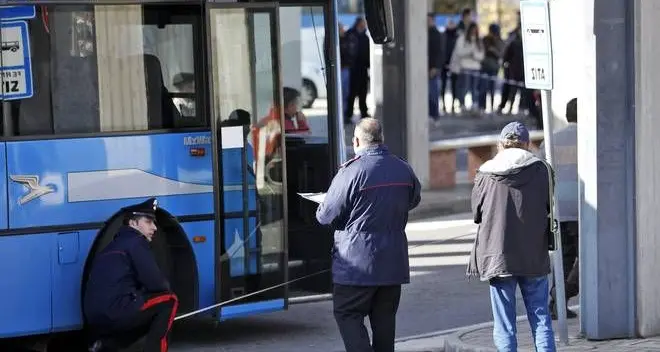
520,0,568,345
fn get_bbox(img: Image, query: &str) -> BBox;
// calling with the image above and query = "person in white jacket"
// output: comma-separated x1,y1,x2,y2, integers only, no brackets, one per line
449,23,485,113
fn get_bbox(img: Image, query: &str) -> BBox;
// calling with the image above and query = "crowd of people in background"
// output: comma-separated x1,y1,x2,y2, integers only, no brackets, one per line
428,8,543,128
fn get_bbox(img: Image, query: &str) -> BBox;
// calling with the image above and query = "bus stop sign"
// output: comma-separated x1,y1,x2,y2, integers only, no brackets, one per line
0,6,36,21
0,20,33,100
520,0,553,90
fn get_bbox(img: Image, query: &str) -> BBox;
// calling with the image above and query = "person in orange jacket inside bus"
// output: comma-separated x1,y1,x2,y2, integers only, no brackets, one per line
252,86,311,166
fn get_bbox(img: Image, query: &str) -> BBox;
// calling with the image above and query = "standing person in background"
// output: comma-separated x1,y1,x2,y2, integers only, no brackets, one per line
339,23,357,125
344,17,371,122
539,98,579,320
428,12,446,123
449,23,484,113
455,7,474,106
441,19,459,114
497,26,525,115
316,118,421,352
479,23,504,113
457,7,473,33
497,12,521,115
325,22,357,125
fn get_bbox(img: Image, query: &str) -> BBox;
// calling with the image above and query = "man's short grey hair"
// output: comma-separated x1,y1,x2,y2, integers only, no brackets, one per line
355,118,384,146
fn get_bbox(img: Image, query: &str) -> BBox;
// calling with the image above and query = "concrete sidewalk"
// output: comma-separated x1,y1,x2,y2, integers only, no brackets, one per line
395,310,660,352
408,185,472,221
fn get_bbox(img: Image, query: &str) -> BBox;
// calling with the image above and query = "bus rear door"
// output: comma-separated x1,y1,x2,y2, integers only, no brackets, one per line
207,2,290,319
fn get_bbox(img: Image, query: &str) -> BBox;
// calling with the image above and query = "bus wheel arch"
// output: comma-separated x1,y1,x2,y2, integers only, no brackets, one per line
81,206,199,317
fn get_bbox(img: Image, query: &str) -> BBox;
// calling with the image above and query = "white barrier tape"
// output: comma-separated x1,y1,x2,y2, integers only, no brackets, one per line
173,269,330,321
173,231,475,321
444,70,527,88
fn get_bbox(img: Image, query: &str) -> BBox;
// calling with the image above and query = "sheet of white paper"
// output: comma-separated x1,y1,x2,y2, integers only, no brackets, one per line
298,192,326,204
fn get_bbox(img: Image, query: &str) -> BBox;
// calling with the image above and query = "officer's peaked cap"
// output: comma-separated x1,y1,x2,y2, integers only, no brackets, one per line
122,197,158,220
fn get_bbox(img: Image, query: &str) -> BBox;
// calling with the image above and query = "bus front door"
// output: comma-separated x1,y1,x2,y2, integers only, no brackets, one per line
207,2,289,320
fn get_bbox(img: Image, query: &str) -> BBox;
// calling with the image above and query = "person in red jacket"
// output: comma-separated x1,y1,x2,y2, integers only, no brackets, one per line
252,87,311,168
84,198,178,352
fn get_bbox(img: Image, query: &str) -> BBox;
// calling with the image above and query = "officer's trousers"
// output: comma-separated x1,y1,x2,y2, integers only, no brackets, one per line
333,284,402,352
92,293,179,352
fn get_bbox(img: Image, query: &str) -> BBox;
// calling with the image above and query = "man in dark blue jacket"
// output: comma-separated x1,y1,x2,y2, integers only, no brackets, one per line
344,17,371,120
84,198,178,352
316,118,421,352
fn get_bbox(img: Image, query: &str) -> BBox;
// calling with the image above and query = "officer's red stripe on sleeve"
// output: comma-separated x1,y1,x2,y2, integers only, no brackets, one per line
360,182,413,192
140,293,179,352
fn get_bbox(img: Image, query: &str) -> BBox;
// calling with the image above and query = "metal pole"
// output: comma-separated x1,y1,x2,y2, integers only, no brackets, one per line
329,0,347,164
2,102,12,137
540,89,568,345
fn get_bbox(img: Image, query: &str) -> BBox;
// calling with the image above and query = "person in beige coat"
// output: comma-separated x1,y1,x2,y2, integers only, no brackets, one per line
449,23,484,112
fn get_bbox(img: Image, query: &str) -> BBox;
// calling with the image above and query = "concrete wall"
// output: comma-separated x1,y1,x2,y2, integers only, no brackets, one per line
634,0,660,337
578,0,636,339
406,0,430,189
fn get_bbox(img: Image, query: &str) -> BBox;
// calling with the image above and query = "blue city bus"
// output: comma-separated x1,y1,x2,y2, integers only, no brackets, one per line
0,0,353,348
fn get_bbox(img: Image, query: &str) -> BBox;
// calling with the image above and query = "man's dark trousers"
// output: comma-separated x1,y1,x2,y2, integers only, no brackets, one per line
345,68,369,119
333,284,402,352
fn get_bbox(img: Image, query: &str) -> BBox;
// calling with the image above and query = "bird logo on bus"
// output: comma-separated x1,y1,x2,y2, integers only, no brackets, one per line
9,175,55,205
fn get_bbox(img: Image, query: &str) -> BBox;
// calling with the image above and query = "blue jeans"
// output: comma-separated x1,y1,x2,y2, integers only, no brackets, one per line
478,68,498,110
458,69,481,108
489,276,556,352
429,76,440,119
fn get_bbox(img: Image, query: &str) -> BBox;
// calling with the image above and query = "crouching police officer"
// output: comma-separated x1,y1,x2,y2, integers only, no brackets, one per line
83,198,178,352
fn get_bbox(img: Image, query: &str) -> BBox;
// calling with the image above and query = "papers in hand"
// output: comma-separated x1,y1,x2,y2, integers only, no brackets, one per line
298,192,326,204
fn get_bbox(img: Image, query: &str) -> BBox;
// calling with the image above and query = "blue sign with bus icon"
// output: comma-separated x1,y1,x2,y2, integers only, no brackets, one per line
0,20,33,100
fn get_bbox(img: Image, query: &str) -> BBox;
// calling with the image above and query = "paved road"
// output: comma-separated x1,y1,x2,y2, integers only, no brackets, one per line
170,213,495,352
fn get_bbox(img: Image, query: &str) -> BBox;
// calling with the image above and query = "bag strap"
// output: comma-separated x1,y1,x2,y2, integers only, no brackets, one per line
542,160,558,244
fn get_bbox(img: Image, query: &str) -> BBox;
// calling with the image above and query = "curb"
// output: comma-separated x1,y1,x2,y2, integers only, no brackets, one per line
442,305,580,352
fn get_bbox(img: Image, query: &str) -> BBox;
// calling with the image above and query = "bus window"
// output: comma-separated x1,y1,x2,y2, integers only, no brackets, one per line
0,4,204,137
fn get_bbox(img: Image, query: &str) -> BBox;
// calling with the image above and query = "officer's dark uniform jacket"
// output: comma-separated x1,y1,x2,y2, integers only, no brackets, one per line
316,145,421,286
84,225,170,327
